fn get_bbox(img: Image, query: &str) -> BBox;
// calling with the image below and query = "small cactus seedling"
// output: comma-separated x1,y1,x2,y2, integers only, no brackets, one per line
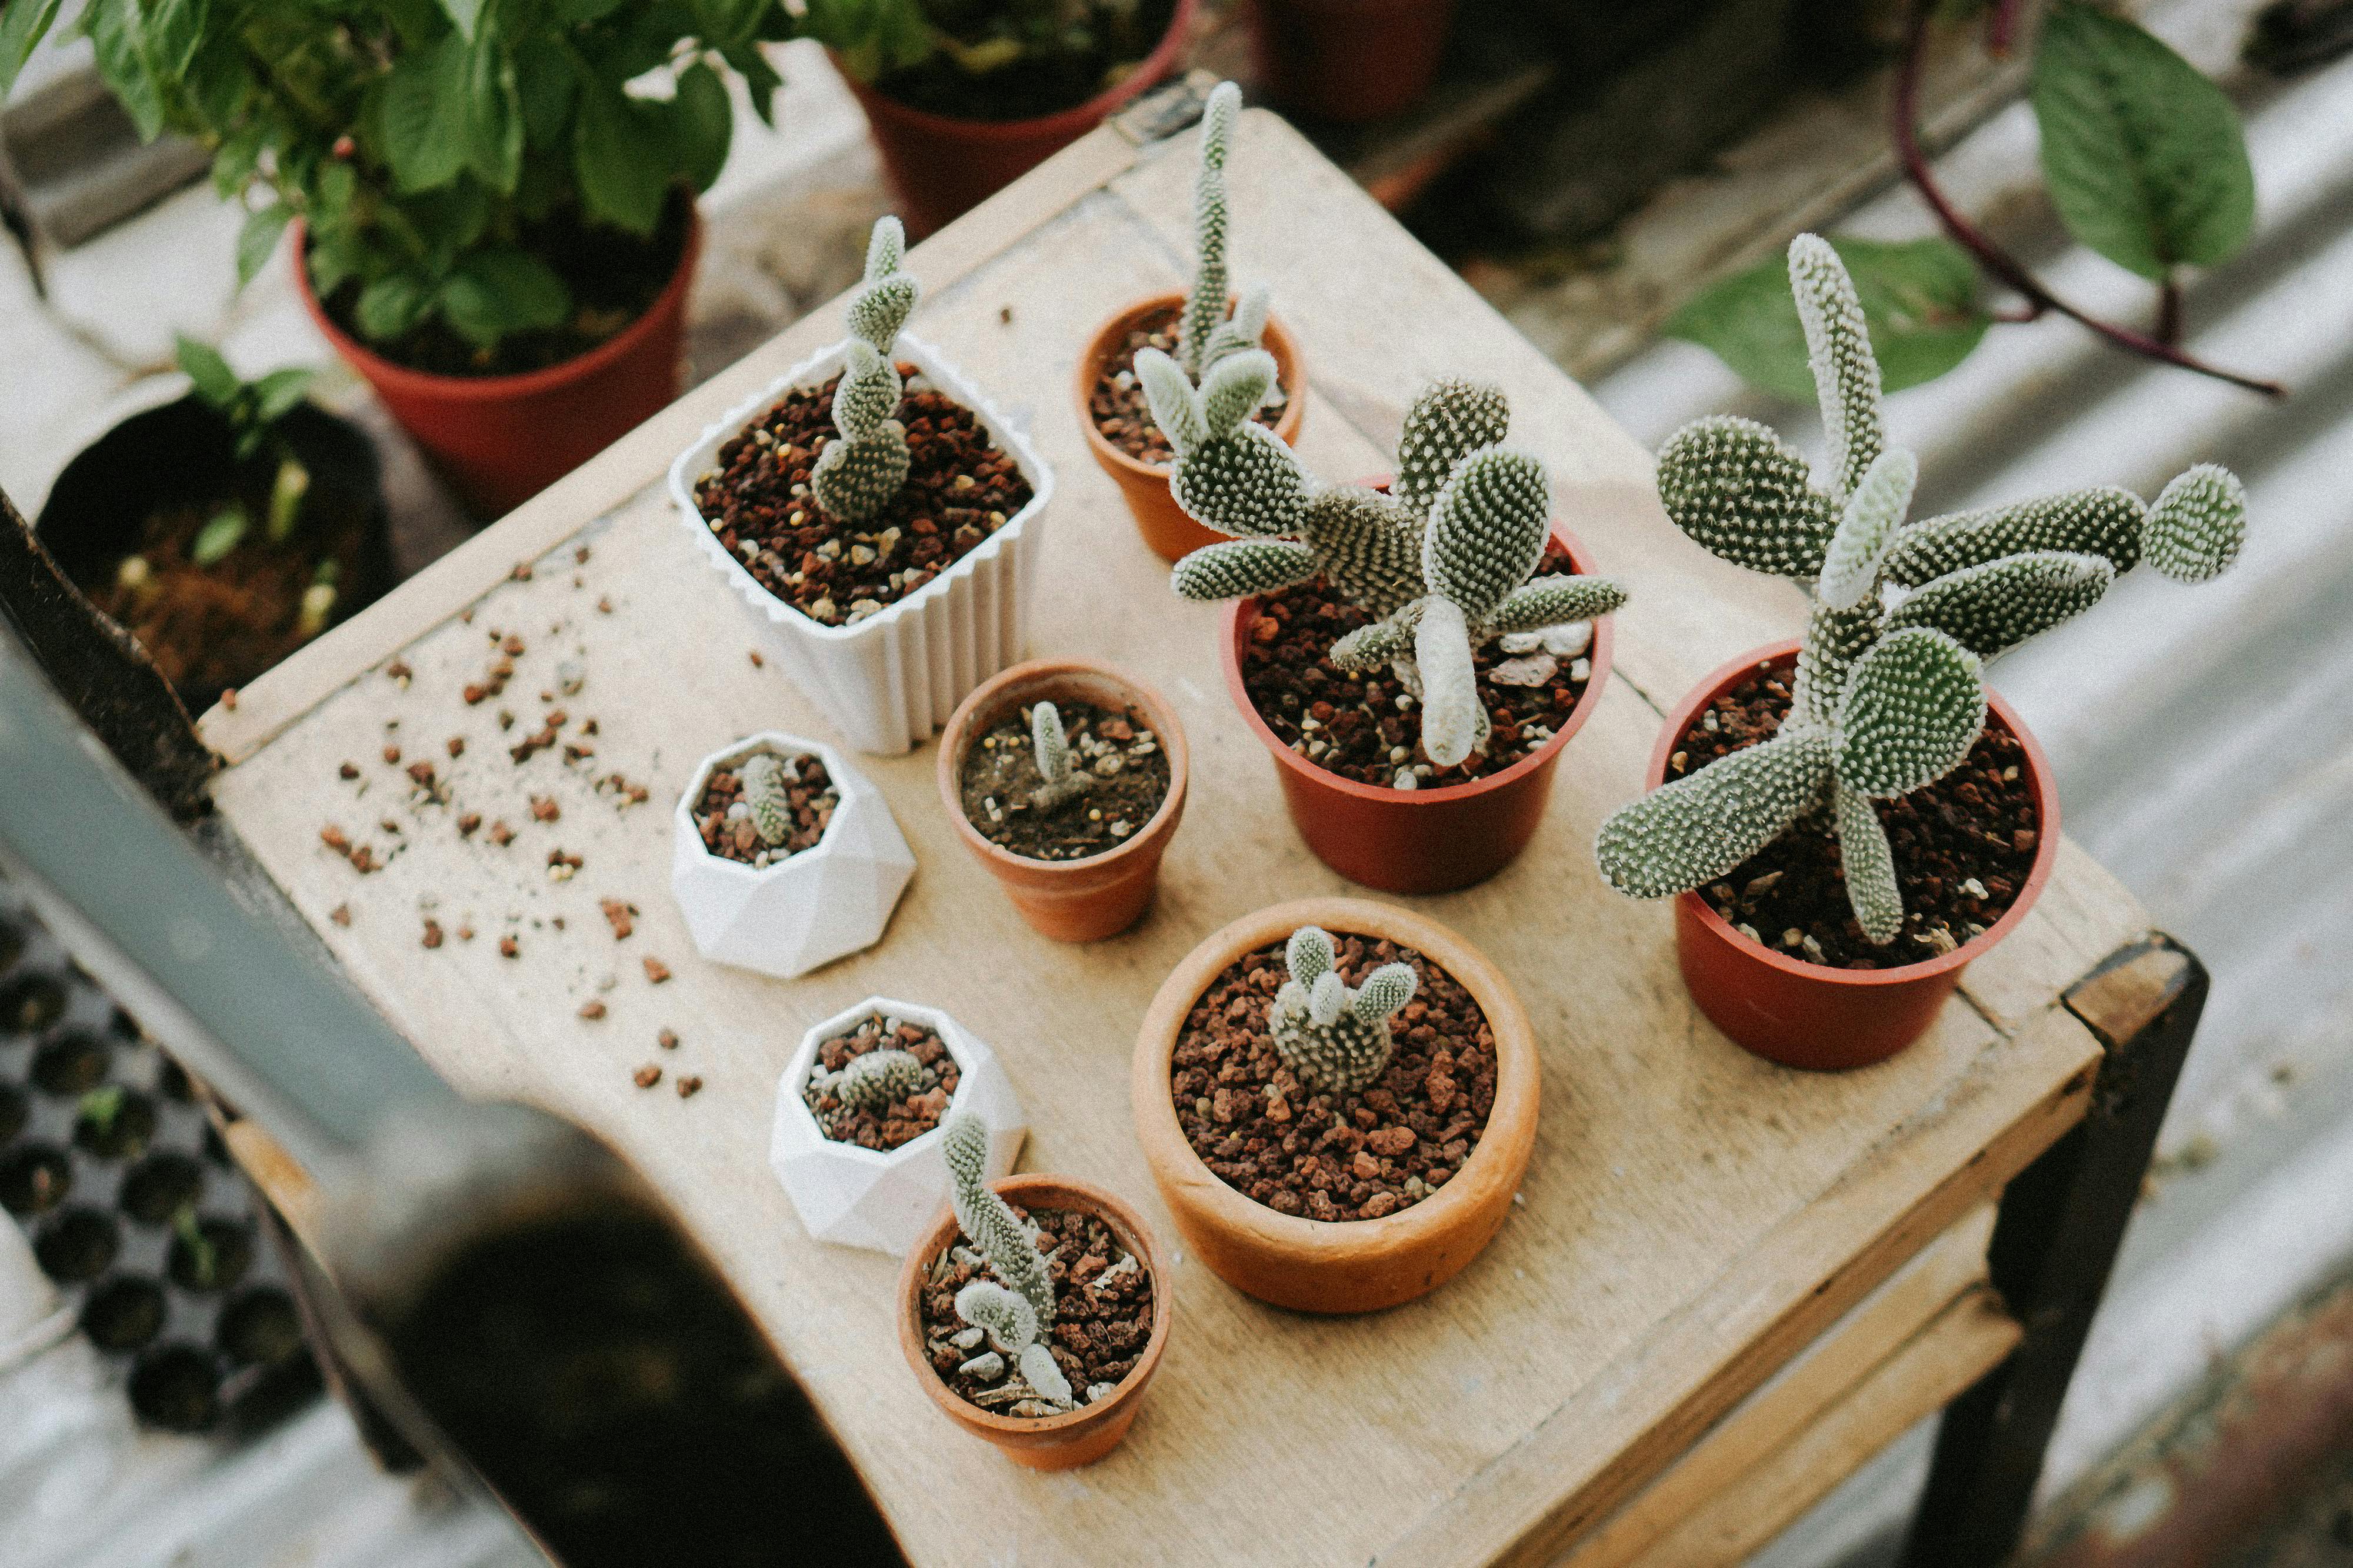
821,1047,927,1113
943,1112,1054,1326
954,1280,1074,1409
738,753,798,846
1176,82,1272,384
1596,235,2248,947
811,218,921,524
1025,702,1095,812
1267,927,1418,1098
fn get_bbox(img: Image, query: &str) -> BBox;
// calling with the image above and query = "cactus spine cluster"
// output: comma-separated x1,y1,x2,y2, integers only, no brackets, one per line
1176,81,1272,385
1595,235,2248,947
943,1112,1054,1326
1026,701,1095,811
1267,927,1418,1098
811,217,920,523
824,1047,926,1113
738,752,797,847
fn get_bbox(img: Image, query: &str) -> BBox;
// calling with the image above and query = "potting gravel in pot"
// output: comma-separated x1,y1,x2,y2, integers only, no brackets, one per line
1595,235,2252,1072
896,1115,1171,1468
1131,897,1539,1313
939,659,1189,943
671,218,1055,754
1078,82,1308,562
1137,362,1627,892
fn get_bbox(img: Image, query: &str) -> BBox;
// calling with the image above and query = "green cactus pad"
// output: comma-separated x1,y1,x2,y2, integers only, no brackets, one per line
1426,446,1551,623
1170,422,1309,539
1490,575,1628,635
1268,926,1416,1097
944,1113,1054,1325
832,1047,927,1113
1655,416,1837,579
1885,550,2115,659
1171,538,1321,602
1833,783,1905,945
1818,448,1917,611
1882,488,2147,585
2144,463,2247,583
1395,379,1511,517
1298,487,1424,617
1834,628,1985,799
1788,234,1885,503
1594,728,1835,899
1179,82,1242,379
1413,596,1486,769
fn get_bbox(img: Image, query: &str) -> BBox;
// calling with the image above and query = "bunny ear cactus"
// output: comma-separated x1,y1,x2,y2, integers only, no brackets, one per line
1601,232,2249,948
1178,82,1271,381
1026,701,1095,811
1268,927,1418,1098
738,753,797,847
952,1281,1074,1409
943,1112,1054,1326
812,217,919,523
825,1047,928,1113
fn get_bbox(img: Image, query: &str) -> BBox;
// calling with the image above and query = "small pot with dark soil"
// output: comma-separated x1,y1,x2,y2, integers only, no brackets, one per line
1131,896,1539,1313
671,218,1054,755
895,1116,1171,1468
34,1207,121,1284
1248,0,1459,124
81,1275,166,1352
129,1342,222,1433
938,659,1189,942
72,1086,156,1161
670,732,915,980
770,997,1025,1256
0,1145,71,1217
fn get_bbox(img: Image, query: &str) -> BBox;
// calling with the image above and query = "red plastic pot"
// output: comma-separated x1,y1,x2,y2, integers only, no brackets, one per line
1219,524,1614,895
836,0,1198,238
1658,641,2064,1072
294,213,702,519
1247,0,1458,124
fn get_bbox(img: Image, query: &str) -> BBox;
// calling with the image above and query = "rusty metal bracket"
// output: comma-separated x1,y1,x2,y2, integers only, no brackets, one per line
1901,935,2210,1567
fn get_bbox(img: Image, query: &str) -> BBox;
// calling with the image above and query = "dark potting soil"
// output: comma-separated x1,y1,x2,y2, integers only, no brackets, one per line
74,1089,156,1160
82,1276,166,1352
35,1207,119,1283
870,0,1177,122
957,698,1171,860
1087,302,1292,465
692,753,839,868
916,1203,1155,1415
799,1013,958,1150
1172,935,1497,1222
129,1343,219,1433
315,198,692,378
1241,547,1595,788
218,1286,306,1367
168,1216,254,1294
694,369,1033,626
1678,663,2042,970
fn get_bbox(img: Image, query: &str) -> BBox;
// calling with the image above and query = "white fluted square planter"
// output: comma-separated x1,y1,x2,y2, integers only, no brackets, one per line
772,997,1027,1255
671,733,915,979
670,333,1052,755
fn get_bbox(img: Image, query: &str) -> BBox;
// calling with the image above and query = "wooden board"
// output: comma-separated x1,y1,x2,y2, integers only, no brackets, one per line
205,114,2132,1566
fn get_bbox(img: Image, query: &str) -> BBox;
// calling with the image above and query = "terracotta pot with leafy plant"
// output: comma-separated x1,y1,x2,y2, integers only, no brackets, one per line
3,0,790,518
1078,81,1306,562
1140,361,1626,892
801,0,1197,236
1247,0,1458,124
1595,236,2250,1070
37,339,392,713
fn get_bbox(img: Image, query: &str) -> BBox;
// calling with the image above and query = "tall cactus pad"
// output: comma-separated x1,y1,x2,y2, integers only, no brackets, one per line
1595,729,1835,899
1027,702,1095,810
1788,235,1884,502
1656,416,1836,578
1267,926,1418,1098
2144,463,2247,582
812,219,921,523
739,753,795,846
1395,379,1511,516
1414,597,1487,769
1883,488,2145,585
1834,628,1985,799
831,1047,926,1113
1834,785,1904,945
1817,448,1917,611
1426,446,1551,622
943,1113,1054,1325
1179,82,1243,379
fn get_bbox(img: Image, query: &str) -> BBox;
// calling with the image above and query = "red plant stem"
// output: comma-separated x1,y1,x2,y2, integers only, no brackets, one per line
1893,0,2285,398
1987,0,2027,58
2157,274,2185,346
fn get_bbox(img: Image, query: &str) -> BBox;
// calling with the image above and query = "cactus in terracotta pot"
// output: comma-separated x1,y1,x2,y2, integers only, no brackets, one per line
1268,926,1417,1097
1176,81,1272,382
1595,234,2249,946
954,1280,1073,1409
1024,700,1096,812
944,1112,1055,1324
812,218,921,523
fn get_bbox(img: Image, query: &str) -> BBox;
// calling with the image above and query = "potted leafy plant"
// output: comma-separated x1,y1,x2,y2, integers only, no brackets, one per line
796,0,1198,235
37,338,392,713
1247,0,1458,124
1076,80,1305,561
1129,897,1538,1313
671,217,1055,753
1,0,787,518
1594,236,2248,1070
1142,362,1627,892
771,999,1025,1255
896,1113,1172,1466
937,658,1189,942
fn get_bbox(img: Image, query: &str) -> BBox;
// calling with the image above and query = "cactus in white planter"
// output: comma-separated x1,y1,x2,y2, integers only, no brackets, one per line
1597,234,2248,947
820,1047,927,1113
1268,926,1418,1098
812,218,920,523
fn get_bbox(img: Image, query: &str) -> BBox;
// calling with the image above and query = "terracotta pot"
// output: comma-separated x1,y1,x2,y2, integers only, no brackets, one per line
1658,641,2064,1072
1075,293,1308,562
1220,523,1614,894
896,1173,1172,1467
836,0,1198,238
938,659,1189,942
295,213,701,519
1248,0,1458,124
1131,896,1539,1313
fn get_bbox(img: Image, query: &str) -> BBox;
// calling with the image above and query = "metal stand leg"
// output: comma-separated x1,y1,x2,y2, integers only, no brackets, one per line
1901,935,2210,1567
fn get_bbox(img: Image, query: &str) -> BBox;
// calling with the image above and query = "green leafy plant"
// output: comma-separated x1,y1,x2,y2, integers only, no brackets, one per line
76,1086,126,1137
811,218,919,523
795,0,1169,116
1267,927,1416,1098
172,335,320,572
1668,1,2275,398
172,1205,220,1290
1596,236,2248,948
1,0,786,362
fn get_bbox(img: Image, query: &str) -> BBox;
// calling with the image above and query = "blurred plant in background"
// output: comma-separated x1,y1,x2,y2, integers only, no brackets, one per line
795,0,1174,119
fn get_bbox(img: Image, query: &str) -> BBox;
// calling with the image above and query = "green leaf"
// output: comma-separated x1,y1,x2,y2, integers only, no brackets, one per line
514,36,576,147
439,246,569,348
668,59,733,192
236,202,292,289
85,0,166,142
250,368,314,424
356,273,436,341
1666,236,1991,401
573,84,674,236
549,0,629,21
2031,2,2255,280
191,506,250,567
725,42,784,128
175,335,242,408
0,0,65,102
440,0,486,38
380,29,469,192
463,22,524,194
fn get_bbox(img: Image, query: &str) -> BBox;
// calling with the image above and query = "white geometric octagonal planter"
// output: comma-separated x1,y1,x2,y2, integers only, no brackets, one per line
772,996,1027,1256
671,732,915,979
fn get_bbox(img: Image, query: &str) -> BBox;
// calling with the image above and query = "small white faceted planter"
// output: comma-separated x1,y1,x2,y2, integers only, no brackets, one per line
670,333,1054,755
671,732,915,979
772,997,1027,1255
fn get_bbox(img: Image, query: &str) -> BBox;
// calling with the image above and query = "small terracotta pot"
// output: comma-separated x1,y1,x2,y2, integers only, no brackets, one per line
1248,0,1459,124
938,659,1189,942
896,1173,1173,1467
294,215,701,519
1659,641,2064,1071
1220,523,1614,894
836,0,1197,238
1075,293,1308,562
1131,896,1539,1313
